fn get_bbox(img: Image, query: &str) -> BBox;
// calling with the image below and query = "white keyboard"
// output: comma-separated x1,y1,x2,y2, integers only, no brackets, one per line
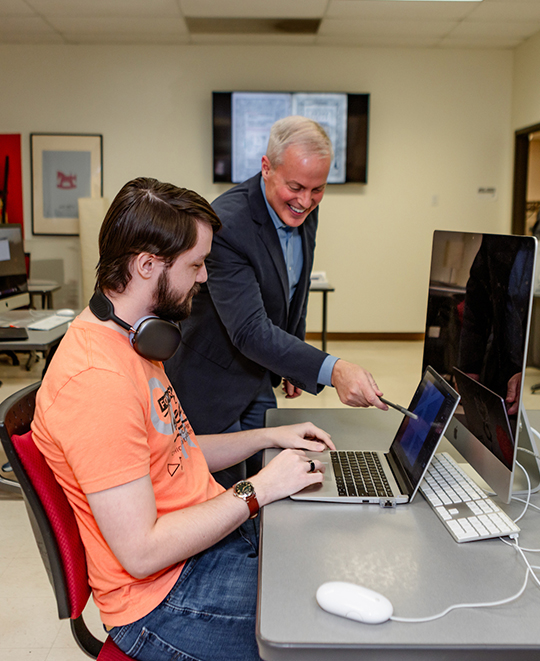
420,452,520,543
27,315,70,331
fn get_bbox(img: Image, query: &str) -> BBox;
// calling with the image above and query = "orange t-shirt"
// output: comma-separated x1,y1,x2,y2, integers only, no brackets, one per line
32,318,224,627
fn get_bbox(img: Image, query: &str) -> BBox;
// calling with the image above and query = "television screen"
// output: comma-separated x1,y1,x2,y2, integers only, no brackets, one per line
212,91,369,185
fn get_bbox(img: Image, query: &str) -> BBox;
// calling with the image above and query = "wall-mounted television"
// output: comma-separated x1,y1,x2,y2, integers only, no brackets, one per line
212,91,369,185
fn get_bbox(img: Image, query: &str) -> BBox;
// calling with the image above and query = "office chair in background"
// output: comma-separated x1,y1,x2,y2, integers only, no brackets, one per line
0,382,131,660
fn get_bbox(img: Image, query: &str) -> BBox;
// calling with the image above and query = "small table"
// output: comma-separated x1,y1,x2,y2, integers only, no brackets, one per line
28,280,61,310
309,282,334,352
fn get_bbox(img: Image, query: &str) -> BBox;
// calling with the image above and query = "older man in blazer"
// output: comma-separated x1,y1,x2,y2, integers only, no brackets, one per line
166,116,385,486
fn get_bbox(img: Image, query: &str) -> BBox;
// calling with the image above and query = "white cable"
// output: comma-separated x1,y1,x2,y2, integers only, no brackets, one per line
512,497,540,514
500,537,540,553
391,536,540,624
530,427,540,444
518,446,540,461
514,460,532,523
390,568,530,623
513,543,540,589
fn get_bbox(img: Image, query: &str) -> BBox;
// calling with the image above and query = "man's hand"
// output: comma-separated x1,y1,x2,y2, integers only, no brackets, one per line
282,379,303,399
250,448,327,505
331,359,386,409
506,372,522,416
266,421,336,452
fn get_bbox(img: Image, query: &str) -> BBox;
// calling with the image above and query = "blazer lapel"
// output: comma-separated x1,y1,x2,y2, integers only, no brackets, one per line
287,212,317,332
248,175,289,307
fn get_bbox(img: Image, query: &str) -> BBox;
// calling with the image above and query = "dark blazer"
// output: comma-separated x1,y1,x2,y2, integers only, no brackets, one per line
165,173,328,434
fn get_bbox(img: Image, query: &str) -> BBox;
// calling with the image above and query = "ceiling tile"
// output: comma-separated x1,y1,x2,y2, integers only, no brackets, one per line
448,20,540,38
25,0,182,18
0,0,35,16
47,16,189,35
62,32,191,45
0,16,63,42
327,0,480,20
316,32,441,47
466,1,540,21
319,18,456,37
0,0,539,49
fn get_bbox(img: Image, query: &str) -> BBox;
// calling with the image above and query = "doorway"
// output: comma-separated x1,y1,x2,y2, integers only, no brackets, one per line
512,122,540,235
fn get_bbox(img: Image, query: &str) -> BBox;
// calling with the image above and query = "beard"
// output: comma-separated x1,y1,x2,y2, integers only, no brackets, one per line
151,268,200,323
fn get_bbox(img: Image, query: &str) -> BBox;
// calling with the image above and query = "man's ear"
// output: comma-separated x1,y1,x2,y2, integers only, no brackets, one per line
133,252,159,281
261,155,272,180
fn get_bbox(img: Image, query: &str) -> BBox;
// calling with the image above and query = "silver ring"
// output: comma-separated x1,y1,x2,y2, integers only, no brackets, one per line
308,460,316,473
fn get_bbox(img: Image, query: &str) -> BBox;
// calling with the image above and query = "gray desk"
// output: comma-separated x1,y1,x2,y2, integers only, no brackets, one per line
259,408,540,660
0,309,69,354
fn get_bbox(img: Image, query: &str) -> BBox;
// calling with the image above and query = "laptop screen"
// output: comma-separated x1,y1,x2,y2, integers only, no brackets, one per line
389,366,460,495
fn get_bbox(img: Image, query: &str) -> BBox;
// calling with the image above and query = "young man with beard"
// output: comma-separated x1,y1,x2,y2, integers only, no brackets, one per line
31,177,334,661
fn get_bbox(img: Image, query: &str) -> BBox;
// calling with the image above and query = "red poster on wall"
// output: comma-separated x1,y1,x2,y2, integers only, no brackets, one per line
0,134,24,237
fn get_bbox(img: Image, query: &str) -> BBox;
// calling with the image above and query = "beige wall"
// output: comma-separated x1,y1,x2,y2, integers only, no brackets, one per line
514,31,540,133
0,44,514,329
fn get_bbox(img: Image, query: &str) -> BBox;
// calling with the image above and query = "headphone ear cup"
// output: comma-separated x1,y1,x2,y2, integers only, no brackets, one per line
131,318,181,362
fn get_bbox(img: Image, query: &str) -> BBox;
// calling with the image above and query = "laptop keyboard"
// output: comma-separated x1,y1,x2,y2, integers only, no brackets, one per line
331,451,393,498
420,452,520,543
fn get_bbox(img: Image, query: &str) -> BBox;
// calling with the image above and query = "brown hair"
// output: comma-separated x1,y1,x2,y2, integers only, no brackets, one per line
96,177,221,293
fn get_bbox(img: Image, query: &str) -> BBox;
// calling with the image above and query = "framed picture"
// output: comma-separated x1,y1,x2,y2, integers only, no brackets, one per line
31,133,103,236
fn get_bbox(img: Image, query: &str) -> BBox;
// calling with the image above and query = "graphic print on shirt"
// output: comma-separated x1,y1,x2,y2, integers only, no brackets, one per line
149,377,196,477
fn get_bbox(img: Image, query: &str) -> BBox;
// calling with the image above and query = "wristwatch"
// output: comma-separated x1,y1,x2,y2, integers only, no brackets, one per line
233,480,260,519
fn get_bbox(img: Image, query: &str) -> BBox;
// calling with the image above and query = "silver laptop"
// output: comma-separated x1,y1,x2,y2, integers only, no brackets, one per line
291,366,460,506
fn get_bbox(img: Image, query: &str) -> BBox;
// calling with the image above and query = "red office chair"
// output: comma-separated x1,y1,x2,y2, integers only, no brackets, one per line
0,382,131,660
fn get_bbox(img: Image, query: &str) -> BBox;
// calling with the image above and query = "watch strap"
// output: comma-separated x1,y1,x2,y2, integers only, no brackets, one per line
233,481,260,519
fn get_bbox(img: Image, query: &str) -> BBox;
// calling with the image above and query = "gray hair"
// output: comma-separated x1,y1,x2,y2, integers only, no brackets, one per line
265,116,334,167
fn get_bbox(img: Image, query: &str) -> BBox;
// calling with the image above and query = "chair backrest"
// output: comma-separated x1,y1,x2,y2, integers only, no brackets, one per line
0,383,130,659
0,382,90,619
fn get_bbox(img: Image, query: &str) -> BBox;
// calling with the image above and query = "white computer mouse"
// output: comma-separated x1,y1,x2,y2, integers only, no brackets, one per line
56,309,75,317
316,581,393,624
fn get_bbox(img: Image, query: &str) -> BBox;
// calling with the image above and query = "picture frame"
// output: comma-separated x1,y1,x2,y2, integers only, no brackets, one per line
30,133,103,236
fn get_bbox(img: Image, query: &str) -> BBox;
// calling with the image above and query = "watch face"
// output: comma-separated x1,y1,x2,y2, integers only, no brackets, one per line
235,481,254,497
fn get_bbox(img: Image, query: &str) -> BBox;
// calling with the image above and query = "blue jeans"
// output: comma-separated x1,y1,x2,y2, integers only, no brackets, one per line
213,373,277,489
109,519,261,661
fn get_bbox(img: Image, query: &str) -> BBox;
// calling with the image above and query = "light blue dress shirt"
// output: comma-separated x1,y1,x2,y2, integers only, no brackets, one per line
260,177,338,387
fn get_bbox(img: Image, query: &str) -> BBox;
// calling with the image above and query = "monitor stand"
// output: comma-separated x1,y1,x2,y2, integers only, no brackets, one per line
512,408,540,496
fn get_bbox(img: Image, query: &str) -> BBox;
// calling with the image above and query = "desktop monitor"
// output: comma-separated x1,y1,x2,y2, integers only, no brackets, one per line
0,223,30,311
422,230,539,503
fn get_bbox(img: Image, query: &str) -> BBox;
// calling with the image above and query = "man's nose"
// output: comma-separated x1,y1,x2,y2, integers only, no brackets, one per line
297,190,311,209
197,264,208,283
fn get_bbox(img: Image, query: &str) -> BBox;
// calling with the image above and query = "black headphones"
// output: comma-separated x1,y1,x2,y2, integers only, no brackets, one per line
89,289,181,362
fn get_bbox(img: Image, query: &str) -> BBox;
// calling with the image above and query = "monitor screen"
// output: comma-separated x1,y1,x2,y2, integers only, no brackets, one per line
212,91,369,184
422,230,537,502
0,223,29,310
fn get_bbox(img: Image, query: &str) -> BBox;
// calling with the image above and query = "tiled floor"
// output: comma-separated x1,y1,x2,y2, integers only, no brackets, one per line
1,341,540,658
